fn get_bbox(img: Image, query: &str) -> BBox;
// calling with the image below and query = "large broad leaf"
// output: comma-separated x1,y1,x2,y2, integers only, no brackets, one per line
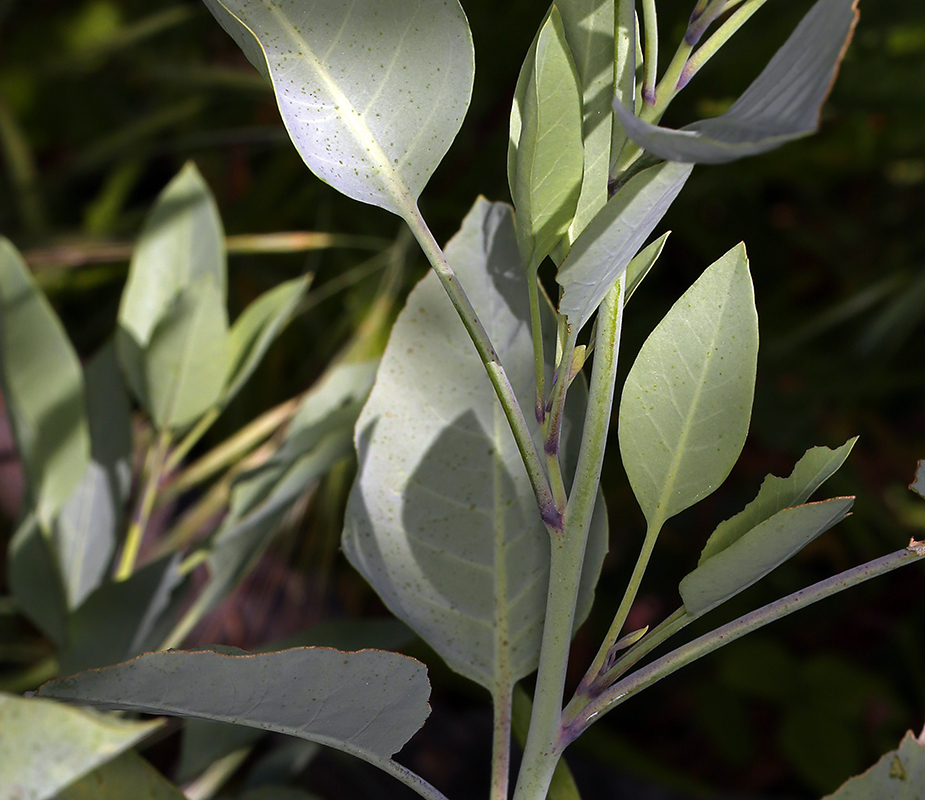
612,0,859,164
0,237,90,530
143,276,229,430
39,647,431,763
509,6,584,266
557,0,615,250
823,729,925,800
679,497,854,615
206,0,474,217
52,343,133,610
698,438,856,565
223,275,309,404
7,513,68,646
619,243,758,529
556,160,692,331
117,163,226,403
0,692,160,800
342,198,608,690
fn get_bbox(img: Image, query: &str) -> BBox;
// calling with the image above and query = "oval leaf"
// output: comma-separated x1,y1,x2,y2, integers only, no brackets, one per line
144,276,229,430
698,437,856,565
613,0,859,164
39,647,431,762
619,243,758,528
342,198,607,690
117,163,226,404
679,497,855,615
556,160,692,331
0,692,160,800
52,342,133,609
211,0,474,217
0,237,90,529
510,6,584,266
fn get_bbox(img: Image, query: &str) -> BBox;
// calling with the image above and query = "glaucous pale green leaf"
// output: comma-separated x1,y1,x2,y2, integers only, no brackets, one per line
209,0,474,217
117,163,226,402
56,751,187,800
39,647,431,762
624,231,670,304
679,497,854,615
342,198,608,690
556,160,692,330
911,460,924,499
612,0,859,164
58,555,186,675
201,0,269,82
557,0,615,251
0,692,160,800
144,276,229,430
7,513,68,646
823,729,925,800
510,6,584,266
52,343,133,610
619,243,758,529
698,438,856,565
0,237,90,529
223,275,309,403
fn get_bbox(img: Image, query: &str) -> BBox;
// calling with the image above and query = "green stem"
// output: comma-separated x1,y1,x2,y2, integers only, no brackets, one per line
679,0,768,89
491,686,513,800
611,0,639,173
575,515,665,696
640,0,659,105
403,205,557,527
544,327,578,511
161,396,301,501
512,279,625,800
527,269,546,426
565,546,925,740
163,407,221,475
115,429,172,581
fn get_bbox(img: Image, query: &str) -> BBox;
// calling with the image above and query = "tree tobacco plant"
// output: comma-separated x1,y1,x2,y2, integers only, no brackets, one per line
3,0,924,798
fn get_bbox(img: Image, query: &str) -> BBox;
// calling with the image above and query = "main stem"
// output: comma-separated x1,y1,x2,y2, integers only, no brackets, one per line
403,205,558,526
512,279,625,800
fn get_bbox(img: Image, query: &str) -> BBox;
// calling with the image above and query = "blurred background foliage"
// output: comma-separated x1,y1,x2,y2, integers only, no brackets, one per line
0,0,923,797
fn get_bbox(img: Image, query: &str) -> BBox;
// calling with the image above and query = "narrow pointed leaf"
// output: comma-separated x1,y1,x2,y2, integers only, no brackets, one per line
0,692,161,800
39,647,431,761
0,237,90,529
613,0,859,164
624,231,670,304
117,163,225,402
619,243,758,528
699,437,856,565
557,0,615,251
679,497,855,615
510,6,585,266
209,0,474,217
223,275,309,403
144,276,229,430
823,730,925,800
342,198,608,690
52,343,133,609
192,361,377,622
556,160,692,330
7,513,68,646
